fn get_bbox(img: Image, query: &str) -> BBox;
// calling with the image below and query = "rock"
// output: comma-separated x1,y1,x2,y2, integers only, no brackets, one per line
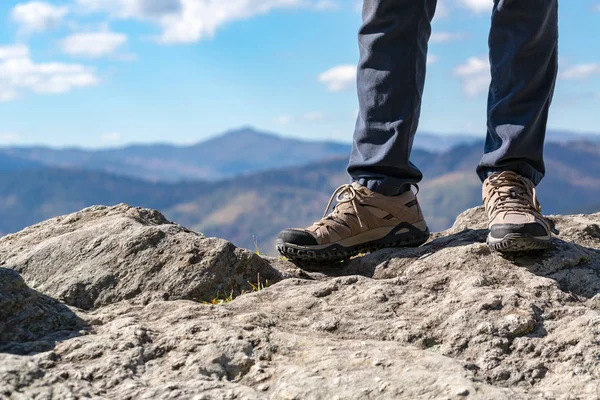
0,204,286,309
0,268,84,354
2,205,600,399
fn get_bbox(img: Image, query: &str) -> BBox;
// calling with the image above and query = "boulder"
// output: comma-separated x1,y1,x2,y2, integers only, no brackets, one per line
1,205,600,399
0,268,83,354
0,204,287,310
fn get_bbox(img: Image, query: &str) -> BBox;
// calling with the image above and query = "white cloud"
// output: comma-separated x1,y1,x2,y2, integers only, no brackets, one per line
0,90,18,102
78,0,335,43
11,1,68,33
77,0,182,19
0,45,29,60
595,3,600,12
457,0,492,13
302,111,325,121
435,0,450,19
427,54,439,65
0,45,99,101
430,31,466,43
160,0,308,43
454,56,491,98
275,115,292,124
274,112,325,124
318,65,356,92
101,132,121,142
313,0,341,11
561,64,600,80
61,32,128,58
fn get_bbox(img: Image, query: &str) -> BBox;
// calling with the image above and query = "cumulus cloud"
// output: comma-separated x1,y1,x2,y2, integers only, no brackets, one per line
312,0,341,11
78,0,336,43
61,32,128,58
454,56,491,98
561,64,600,80
456,0,492,13
318,65,356,92
430,31,466,43
77,0,182,19
0,46,29,60
0,45,99,101
159,0,308,43
11,1,68,33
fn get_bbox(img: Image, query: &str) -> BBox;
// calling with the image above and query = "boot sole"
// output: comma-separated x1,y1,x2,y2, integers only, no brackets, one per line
277,223,430,263
487,233,553,253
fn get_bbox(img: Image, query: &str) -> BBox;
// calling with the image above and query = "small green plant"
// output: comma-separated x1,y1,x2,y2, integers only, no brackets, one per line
253,235,261,256
203,273,270,305
205,290,235,305
247,278,268,292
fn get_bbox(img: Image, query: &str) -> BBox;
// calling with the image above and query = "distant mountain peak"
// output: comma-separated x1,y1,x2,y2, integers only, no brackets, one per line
215,126,281,140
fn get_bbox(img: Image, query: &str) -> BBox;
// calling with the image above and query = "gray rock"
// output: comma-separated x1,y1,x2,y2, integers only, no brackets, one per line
2,205,600,399
0,268,83,354
0,204,286,310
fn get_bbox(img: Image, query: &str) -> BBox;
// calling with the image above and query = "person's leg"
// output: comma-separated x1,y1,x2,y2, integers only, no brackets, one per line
277,0,437,261
348,0,438,196
477,0,559,185
479,0,559,253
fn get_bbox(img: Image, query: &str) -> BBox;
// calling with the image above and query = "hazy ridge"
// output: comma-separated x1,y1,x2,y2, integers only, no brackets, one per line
0,129,599,252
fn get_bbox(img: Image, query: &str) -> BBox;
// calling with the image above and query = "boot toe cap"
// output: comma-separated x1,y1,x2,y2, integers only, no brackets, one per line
489,222,549,239
277,229,319,246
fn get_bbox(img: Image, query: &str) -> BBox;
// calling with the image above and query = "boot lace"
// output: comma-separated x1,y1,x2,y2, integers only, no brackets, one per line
320,184,364,228
487,172,559,234
487,172,541,215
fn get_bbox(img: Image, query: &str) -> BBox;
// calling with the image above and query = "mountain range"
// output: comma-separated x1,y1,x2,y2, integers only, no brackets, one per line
0,128,350,182
0,130,599,253
2,127,598,183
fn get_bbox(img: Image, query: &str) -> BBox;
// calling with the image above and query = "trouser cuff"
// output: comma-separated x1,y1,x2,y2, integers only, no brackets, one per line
352,177,412,196
477,164,544,186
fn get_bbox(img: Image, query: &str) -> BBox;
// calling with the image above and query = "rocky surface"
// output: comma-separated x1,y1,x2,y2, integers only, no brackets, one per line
0,204,286,310
1,204,600,399
0,268,84,353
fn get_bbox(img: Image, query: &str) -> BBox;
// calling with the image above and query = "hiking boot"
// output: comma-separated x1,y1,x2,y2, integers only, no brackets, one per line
276,182,430,262
482,171,554,252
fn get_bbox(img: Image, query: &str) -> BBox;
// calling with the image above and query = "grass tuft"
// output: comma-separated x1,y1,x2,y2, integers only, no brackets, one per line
204,273,270,305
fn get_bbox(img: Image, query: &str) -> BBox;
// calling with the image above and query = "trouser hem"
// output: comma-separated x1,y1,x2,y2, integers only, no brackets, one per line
352,177,412,196
477,164,544,186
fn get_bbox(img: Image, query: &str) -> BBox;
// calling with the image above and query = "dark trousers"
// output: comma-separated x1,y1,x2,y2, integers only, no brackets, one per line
347,0,559,195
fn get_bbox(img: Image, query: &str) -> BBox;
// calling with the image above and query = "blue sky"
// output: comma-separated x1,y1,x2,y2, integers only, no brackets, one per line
0,0,599,148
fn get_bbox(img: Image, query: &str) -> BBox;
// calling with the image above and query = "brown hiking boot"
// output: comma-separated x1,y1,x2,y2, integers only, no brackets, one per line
276,182,430,262
482,171,554,252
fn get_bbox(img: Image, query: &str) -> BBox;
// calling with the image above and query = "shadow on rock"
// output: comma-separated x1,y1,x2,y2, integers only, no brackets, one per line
0,204,288,310
0,268,88,355
287,228,489,278
501,237,600,299
285,206,600,305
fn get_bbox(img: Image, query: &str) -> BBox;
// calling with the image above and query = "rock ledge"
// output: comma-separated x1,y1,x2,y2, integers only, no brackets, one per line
1,205,600,399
